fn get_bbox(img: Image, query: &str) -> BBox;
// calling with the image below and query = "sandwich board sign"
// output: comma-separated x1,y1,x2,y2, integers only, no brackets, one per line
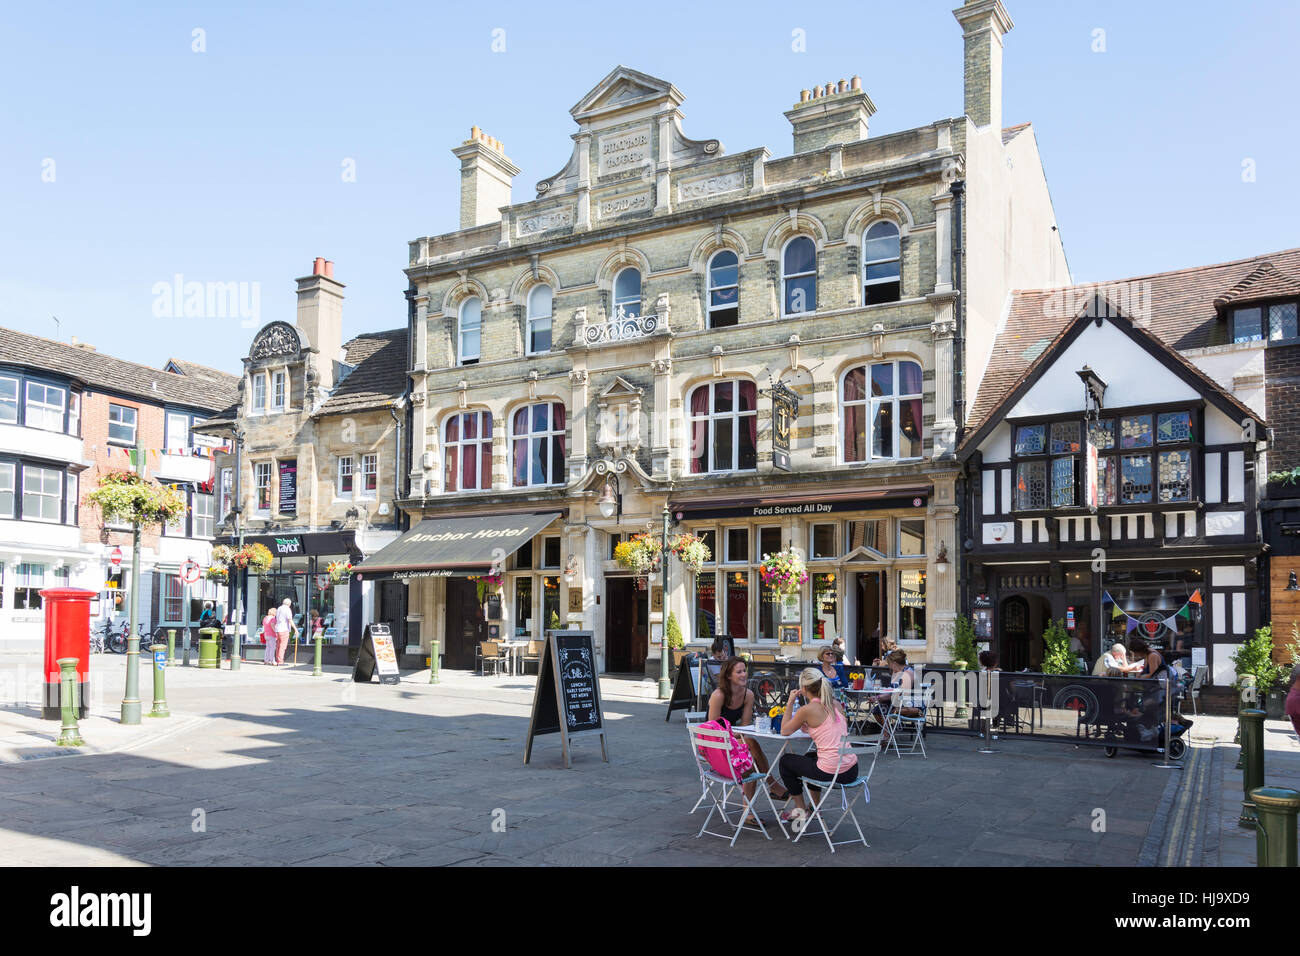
524,630,608,768
353,623,400,685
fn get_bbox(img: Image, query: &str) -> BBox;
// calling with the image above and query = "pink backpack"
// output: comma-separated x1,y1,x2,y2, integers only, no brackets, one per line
697,718,754,780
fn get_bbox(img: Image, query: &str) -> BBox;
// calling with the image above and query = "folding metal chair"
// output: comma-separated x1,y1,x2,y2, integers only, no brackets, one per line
792,738,878,853
884,685,933,757
687,724,788,846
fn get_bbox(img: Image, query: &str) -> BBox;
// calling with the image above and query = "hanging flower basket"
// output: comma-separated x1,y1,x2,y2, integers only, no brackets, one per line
468,573,503,605
85,470,185,528
205,566,229,583
212,542,274,575
614,533,662,578
327,561,354,585
759,549,808,595
668,533,711,574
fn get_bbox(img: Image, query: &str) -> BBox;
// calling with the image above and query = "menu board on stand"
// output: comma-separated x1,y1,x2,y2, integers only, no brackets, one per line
524,630,608,768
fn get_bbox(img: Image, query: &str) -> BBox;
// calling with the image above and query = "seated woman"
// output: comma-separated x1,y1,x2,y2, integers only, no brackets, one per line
872,638,899,667
775,668,859,822
815,644,850,689
706,656,776,820
869,649,919,744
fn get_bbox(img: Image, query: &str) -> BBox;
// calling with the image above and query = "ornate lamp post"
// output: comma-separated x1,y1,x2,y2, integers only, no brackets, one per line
659,503,672,700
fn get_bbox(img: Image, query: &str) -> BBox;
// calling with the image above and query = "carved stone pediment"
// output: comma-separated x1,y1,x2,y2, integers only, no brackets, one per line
250,321,302,360
595,375,644,458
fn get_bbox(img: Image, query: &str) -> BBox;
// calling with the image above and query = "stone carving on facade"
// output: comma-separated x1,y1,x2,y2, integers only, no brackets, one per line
595,377,643,459
568,369,589,386
677,171,744,203
516,206,574,238
650,358,672,375
250,321,301,359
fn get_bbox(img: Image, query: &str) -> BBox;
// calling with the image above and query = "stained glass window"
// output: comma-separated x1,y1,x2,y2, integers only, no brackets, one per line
1014,461,1047,510
1051,457,1077,507
1120,415,1152,449
1015,424,1045,456
1157,411,1192,444
1050,422,1081,455
1098,456,1118,506
1088,419,1115,450
1121,455,1153,504
1158,450,1192,503
1270,303,1298,342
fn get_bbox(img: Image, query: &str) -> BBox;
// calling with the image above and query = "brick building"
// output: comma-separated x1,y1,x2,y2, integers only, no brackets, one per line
358,1,1073,675
199,259,409,657
0,327,237,648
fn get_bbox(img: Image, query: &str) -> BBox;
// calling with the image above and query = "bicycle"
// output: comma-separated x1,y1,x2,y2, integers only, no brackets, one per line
92,619,129,655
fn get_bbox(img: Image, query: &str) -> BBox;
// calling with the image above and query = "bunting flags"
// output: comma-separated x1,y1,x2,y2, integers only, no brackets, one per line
1104,590,1201,636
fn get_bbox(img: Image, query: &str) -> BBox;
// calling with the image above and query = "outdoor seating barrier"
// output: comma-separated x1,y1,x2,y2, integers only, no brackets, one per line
735,662,1190,758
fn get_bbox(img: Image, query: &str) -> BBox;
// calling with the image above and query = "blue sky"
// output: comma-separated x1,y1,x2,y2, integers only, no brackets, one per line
2,1,1297,375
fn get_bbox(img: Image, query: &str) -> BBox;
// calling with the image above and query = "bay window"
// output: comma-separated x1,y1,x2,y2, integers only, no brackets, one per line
26,382,66,432
0,462,13,517
688,380,757,474
0,376,16,424
22,465,61,522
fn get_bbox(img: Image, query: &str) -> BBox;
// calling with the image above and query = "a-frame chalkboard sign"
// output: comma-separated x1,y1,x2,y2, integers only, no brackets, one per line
352,623,401,685
524,630,608,769
666,655,722,721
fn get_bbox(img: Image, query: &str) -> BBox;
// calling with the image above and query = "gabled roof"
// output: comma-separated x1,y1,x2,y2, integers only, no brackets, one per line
317,328,408,415
966,247,1300,435
959,300,1265,459
1214,261,1300,309
0,326,238,412
570,65,683,121
1001,122,1032,145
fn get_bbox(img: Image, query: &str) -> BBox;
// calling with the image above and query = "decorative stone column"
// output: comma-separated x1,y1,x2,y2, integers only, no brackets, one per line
651,356,672,478
568,367,590,484
928,313,958,458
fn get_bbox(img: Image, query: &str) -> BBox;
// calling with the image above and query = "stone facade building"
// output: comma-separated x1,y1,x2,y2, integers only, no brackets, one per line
201,260,409,657
0,327,237,648
355,1,1070,676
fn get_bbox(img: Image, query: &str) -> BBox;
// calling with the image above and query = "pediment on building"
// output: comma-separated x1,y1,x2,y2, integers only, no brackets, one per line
570,66,682,122
249,321,302,360
599,375,643,400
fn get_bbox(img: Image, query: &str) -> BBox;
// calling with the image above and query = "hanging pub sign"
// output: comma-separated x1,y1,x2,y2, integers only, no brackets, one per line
771,382,798,473
1084,437,1099,511
278,460,298,515
524,630,608,768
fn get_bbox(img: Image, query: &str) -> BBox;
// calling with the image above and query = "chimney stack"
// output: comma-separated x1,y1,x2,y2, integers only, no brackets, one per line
784,76,875,153
953,0,1014,131
296,258,345,391
451,127,521,230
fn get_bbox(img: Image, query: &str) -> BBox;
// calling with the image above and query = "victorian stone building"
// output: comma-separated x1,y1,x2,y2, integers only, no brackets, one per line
200,259,409,657
361,1,1070,674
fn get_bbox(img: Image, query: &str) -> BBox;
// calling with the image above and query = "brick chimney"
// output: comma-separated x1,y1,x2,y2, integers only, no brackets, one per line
451,127,520,229
953,0,1014,131
784,76,875,154
296,258,344,391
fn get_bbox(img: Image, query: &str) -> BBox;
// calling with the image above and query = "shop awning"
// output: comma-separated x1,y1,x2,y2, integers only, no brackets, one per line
353,512,561,579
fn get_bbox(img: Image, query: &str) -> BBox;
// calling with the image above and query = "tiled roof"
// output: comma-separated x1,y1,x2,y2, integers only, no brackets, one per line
965,247,1300,435
0,326,239,412
1214,261,1300,308
1001,122,1032,145
318,328,409,415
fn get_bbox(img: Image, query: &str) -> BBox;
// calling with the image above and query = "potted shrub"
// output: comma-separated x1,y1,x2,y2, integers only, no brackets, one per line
945,614,979,673
1231,625,1288,718
1040,618,1076,675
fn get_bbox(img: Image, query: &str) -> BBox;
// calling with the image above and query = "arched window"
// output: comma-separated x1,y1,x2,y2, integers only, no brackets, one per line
841,360,923,462
782,236,817,316
511,402,566,487
526,285,552,355
444,410,493,492
688,380,757,474
707,250,739,328
613,268,642,318
458,296,481,366
863,221,901,305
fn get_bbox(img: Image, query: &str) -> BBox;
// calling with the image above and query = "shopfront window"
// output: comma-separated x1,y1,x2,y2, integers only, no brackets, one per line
813,572,838,644
14,563,45,610
515,577,534,638
542,575,561,631
757,526,781,562
695,572,717,643
758,576,780,643
898,569,926,642
845,519,887,558
163,575,184,622
726,570,749,641
898,519,925,556
1100,569,1205,668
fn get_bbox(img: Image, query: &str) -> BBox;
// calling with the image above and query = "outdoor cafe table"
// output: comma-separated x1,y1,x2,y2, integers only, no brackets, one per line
497,640,529,676
731,725,812,794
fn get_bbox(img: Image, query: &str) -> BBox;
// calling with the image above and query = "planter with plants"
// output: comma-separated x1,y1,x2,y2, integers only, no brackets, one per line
327,560,354,585
1040,618,1077,675
1231,624,1290,718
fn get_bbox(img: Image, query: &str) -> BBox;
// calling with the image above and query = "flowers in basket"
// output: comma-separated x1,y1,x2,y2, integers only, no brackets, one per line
327,560,354,584
613,533,662,577
758,549,807,595
86,470,185,528
668,533,711,574
468,573,503,605
211,542,274,575
204,565,229,582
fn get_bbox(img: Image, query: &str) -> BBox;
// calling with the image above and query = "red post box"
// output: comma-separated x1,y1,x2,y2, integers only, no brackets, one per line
42,588,95,720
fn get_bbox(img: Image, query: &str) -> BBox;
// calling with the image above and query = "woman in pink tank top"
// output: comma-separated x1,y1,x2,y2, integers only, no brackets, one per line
773,668,859,822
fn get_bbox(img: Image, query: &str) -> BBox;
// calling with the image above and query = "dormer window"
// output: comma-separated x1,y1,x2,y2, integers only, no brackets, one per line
1231,301,1299,344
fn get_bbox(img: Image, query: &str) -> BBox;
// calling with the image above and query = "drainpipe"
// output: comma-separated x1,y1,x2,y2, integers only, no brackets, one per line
950,179,968,621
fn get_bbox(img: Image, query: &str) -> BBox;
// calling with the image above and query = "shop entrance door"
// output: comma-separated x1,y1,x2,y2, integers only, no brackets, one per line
444,578,485,670
854,572,884,664
605,577,646,673
378,580,407,654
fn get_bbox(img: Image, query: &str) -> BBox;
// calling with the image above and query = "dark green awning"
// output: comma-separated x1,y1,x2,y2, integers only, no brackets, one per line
354,512,561,579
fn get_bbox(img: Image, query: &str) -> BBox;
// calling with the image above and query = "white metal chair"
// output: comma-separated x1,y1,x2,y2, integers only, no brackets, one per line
687,723,787,846
884,685,933,757
1182,665,1208,718
791,737,878,853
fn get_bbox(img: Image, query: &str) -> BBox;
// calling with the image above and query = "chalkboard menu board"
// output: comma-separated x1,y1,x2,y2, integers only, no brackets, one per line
353,623,400,685
278,460,297,515
524,630,608,768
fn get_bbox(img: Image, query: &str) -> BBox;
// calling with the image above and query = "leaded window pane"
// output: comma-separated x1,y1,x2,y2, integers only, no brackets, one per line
1051,457,1076,507
1014,461,1047,510
1088,419,1115,451
1050,421,1081,454
1014,424,1045,456
1270,303,1298,341
1157,411,1193,444
1098,456,1118,506
1158,450,1192,503
1121,454,1153,504
1233,307,1262,343
1120,415,1152,449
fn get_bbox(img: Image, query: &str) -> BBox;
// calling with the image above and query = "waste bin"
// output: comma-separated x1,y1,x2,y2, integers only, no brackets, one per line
198,627,221,669
41,588,95,720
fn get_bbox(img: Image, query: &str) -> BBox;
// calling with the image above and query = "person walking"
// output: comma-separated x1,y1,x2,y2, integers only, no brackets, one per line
261,610,277,665
273,598,294,666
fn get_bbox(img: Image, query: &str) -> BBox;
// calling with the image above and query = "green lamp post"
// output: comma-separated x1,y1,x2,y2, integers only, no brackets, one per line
658,504,672,700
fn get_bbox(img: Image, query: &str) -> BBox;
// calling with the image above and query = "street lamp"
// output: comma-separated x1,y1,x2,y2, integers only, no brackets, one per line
230,427,245,671
659,503,671,700
598,475,621,520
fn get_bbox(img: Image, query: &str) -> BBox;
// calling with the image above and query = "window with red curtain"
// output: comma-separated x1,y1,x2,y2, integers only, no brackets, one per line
511,402,566,487
841,360,924,461
444,411,493,492
688,380,756,473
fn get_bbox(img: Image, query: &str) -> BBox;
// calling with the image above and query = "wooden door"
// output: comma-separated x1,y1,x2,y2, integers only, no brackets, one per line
444,578,485,670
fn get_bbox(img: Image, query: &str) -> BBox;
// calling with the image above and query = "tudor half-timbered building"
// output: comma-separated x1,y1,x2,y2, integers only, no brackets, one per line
959,294,1266,688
